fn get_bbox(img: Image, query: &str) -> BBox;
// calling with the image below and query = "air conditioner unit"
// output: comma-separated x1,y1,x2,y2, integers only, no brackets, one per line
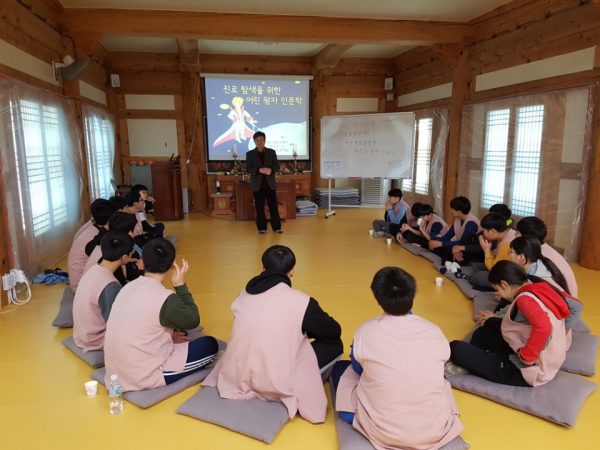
361,178,391,205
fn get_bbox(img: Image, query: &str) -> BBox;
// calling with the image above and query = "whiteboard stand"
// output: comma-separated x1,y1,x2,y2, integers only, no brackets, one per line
325,178,336,219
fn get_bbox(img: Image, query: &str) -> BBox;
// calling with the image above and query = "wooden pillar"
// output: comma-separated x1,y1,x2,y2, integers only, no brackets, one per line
443,47,471,222
106,86,123,187
579,81,600,269
0,185,8,306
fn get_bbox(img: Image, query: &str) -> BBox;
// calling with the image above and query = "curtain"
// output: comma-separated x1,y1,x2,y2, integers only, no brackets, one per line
0,77,84,276
82,104,116,200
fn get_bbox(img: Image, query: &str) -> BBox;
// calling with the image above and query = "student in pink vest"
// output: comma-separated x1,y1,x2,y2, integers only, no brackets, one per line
469,213,517,291
67,199,117,293
516,216,578,297
449,261,571,386
332,267,463,449
203,245,343,423
429,196,480,262
104,238,218,391
397,203,449,248
73,232,134,352
372,188,409,238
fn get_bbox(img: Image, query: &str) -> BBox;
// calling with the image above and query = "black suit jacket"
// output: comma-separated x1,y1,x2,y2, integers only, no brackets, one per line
245,147,278,192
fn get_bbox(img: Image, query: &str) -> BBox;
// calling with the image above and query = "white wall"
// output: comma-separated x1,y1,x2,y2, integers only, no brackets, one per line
0,39,58,86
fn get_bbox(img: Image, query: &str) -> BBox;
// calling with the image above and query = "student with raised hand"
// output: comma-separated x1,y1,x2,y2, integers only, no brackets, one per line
332,267,463,449
428,196,481,261
448,261,571,387
104,238,218,391
517,216,578,297
73,232,134,352
397,202,449,247
203,245,343,424
131,184,164,237
372,188,409,237
131,183,156,213
67,198,118,293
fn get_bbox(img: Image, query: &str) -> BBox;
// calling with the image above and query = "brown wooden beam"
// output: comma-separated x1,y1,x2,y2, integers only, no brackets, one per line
177,39,200,73
63,9,469,45
312,44,352,75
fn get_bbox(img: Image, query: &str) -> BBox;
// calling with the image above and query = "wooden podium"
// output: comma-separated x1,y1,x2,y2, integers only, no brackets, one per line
151,160,183,221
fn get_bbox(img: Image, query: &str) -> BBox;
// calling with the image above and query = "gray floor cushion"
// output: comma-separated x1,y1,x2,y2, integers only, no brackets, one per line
400,243,426,256
472,293,498,320
447,371,597,427
328,378,469,450
177,386,289,444
61,336,104,368
165,235,178,247
51,286,74,328
562,332,599,376
420,250,442,266
570,316,591,334
92,366,213,408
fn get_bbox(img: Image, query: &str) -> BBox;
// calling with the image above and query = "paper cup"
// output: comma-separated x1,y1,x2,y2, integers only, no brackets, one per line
84,380,98,397
386,238,393,245
369,229,374,236
435,277,444,286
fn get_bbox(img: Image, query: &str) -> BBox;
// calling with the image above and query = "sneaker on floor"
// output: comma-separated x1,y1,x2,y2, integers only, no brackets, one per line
258,230,267,234
372,231,386,237
444,362,470,377
274,229,283,234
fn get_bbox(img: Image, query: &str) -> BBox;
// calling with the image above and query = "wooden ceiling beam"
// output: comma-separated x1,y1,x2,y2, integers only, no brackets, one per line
177,39,200,72
62,9,469,45
312,44,352,75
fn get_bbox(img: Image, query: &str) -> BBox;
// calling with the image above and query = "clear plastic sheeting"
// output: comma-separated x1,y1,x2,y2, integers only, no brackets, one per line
82,104,116,201
0,77,85,276
457,86,593,260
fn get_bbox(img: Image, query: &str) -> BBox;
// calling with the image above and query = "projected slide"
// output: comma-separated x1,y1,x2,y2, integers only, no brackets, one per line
204,76,310,161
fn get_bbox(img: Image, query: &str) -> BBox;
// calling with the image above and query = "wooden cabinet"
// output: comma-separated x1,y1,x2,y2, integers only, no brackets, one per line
235,181,296,221
151,160,183,221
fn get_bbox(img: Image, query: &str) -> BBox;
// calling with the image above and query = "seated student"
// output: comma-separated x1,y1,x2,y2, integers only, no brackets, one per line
396,203,449,248
428,196,481,262
332,267,463,449
67,199,117,292
73,232,134,352
84,212,142,284
477,236,583,330
131,184,164,237
372,188,409,237
449,261,571,387
453,203,513,265
469,213,517,291
203,245,343,424
104,239,218,391
517,216,578,297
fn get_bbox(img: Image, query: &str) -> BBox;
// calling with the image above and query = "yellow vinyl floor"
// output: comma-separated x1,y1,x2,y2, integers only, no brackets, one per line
0,209,599,450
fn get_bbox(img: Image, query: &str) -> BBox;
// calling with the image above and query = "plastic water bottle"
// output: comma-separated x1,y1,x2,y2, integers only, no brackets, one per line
108,374,124,415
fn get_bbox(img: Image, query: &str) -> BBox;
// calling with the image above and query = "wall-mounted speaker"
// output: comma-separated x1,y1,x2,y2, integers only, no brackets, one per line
110,74,121,88
384,77,394,91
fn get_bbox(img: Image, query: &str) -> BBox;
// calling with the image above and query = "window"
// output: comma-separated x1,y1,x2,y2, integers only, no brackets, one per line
402,116,435,195
481,104,544,216
83,106,115,200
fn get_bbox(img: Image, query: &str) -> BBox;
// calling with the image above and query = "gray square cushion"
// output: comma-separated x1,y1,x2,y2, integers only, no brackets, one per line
472,293,498,320
447,371,597,427
420,250,442,266
177,386,289,443
400,243,426,256
51,286,74,328
92,366,213,409
328,378,469,450
61,336,104,368
165,235,178,247
570,316,591,334
562,332,599,376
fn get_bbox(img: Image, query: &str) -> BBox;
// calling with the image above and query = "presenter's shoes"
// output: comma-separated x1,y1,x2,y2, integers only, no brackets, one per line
274,229,284,234
258,230,267,234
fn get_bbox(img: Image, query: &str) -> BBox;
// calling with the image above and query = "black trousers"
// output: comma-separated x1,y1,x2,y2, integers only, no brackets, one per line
449,318,528,386
312,338,344,369
253,186,281,231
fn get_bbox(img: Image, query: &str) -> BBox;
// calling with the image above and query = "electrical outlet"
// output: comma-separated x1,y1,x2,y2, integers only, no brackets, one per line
11,268,28,284
2,272,16,291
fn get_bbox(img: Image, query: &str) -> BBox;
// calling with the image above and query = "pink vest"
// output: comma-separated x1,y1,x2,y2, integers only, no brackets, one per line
67,225,99,292
401,200,418,227
73,265,118,352
203,283,327,423
426,214,449,238
336,315,463,450
83,245,102,275
104,276,188,391
541,243,578,297
73,220,93,240
501,292,571,386
452,214,481,241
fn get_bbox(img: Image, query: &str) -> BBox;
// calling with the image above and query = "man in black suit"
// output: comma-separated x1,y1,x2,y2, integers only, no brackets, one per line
245,131,282,234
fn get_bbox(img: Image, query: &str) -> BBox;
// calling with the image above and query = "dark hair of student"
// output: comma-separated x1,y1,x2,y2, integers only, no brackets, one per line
108,211,138,234
388,188,403,199
488,260,567,301
100,231,134,262
261,245,296,274
90,199,118,227
109,195,127,210
410,202,422,216
142,238,176,273
253,131,266,141
510,236,570,294
449,196,471,214
480,213,510,232
416,203,434,217
131,184,148,194
370,267,415,316
489,203,512,225
516,216,548,242
123,191,142,207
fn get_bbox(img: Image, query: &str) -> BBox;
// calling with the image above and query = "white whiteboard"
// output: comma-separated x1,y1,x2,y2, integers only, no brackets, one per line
320,112,415,178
